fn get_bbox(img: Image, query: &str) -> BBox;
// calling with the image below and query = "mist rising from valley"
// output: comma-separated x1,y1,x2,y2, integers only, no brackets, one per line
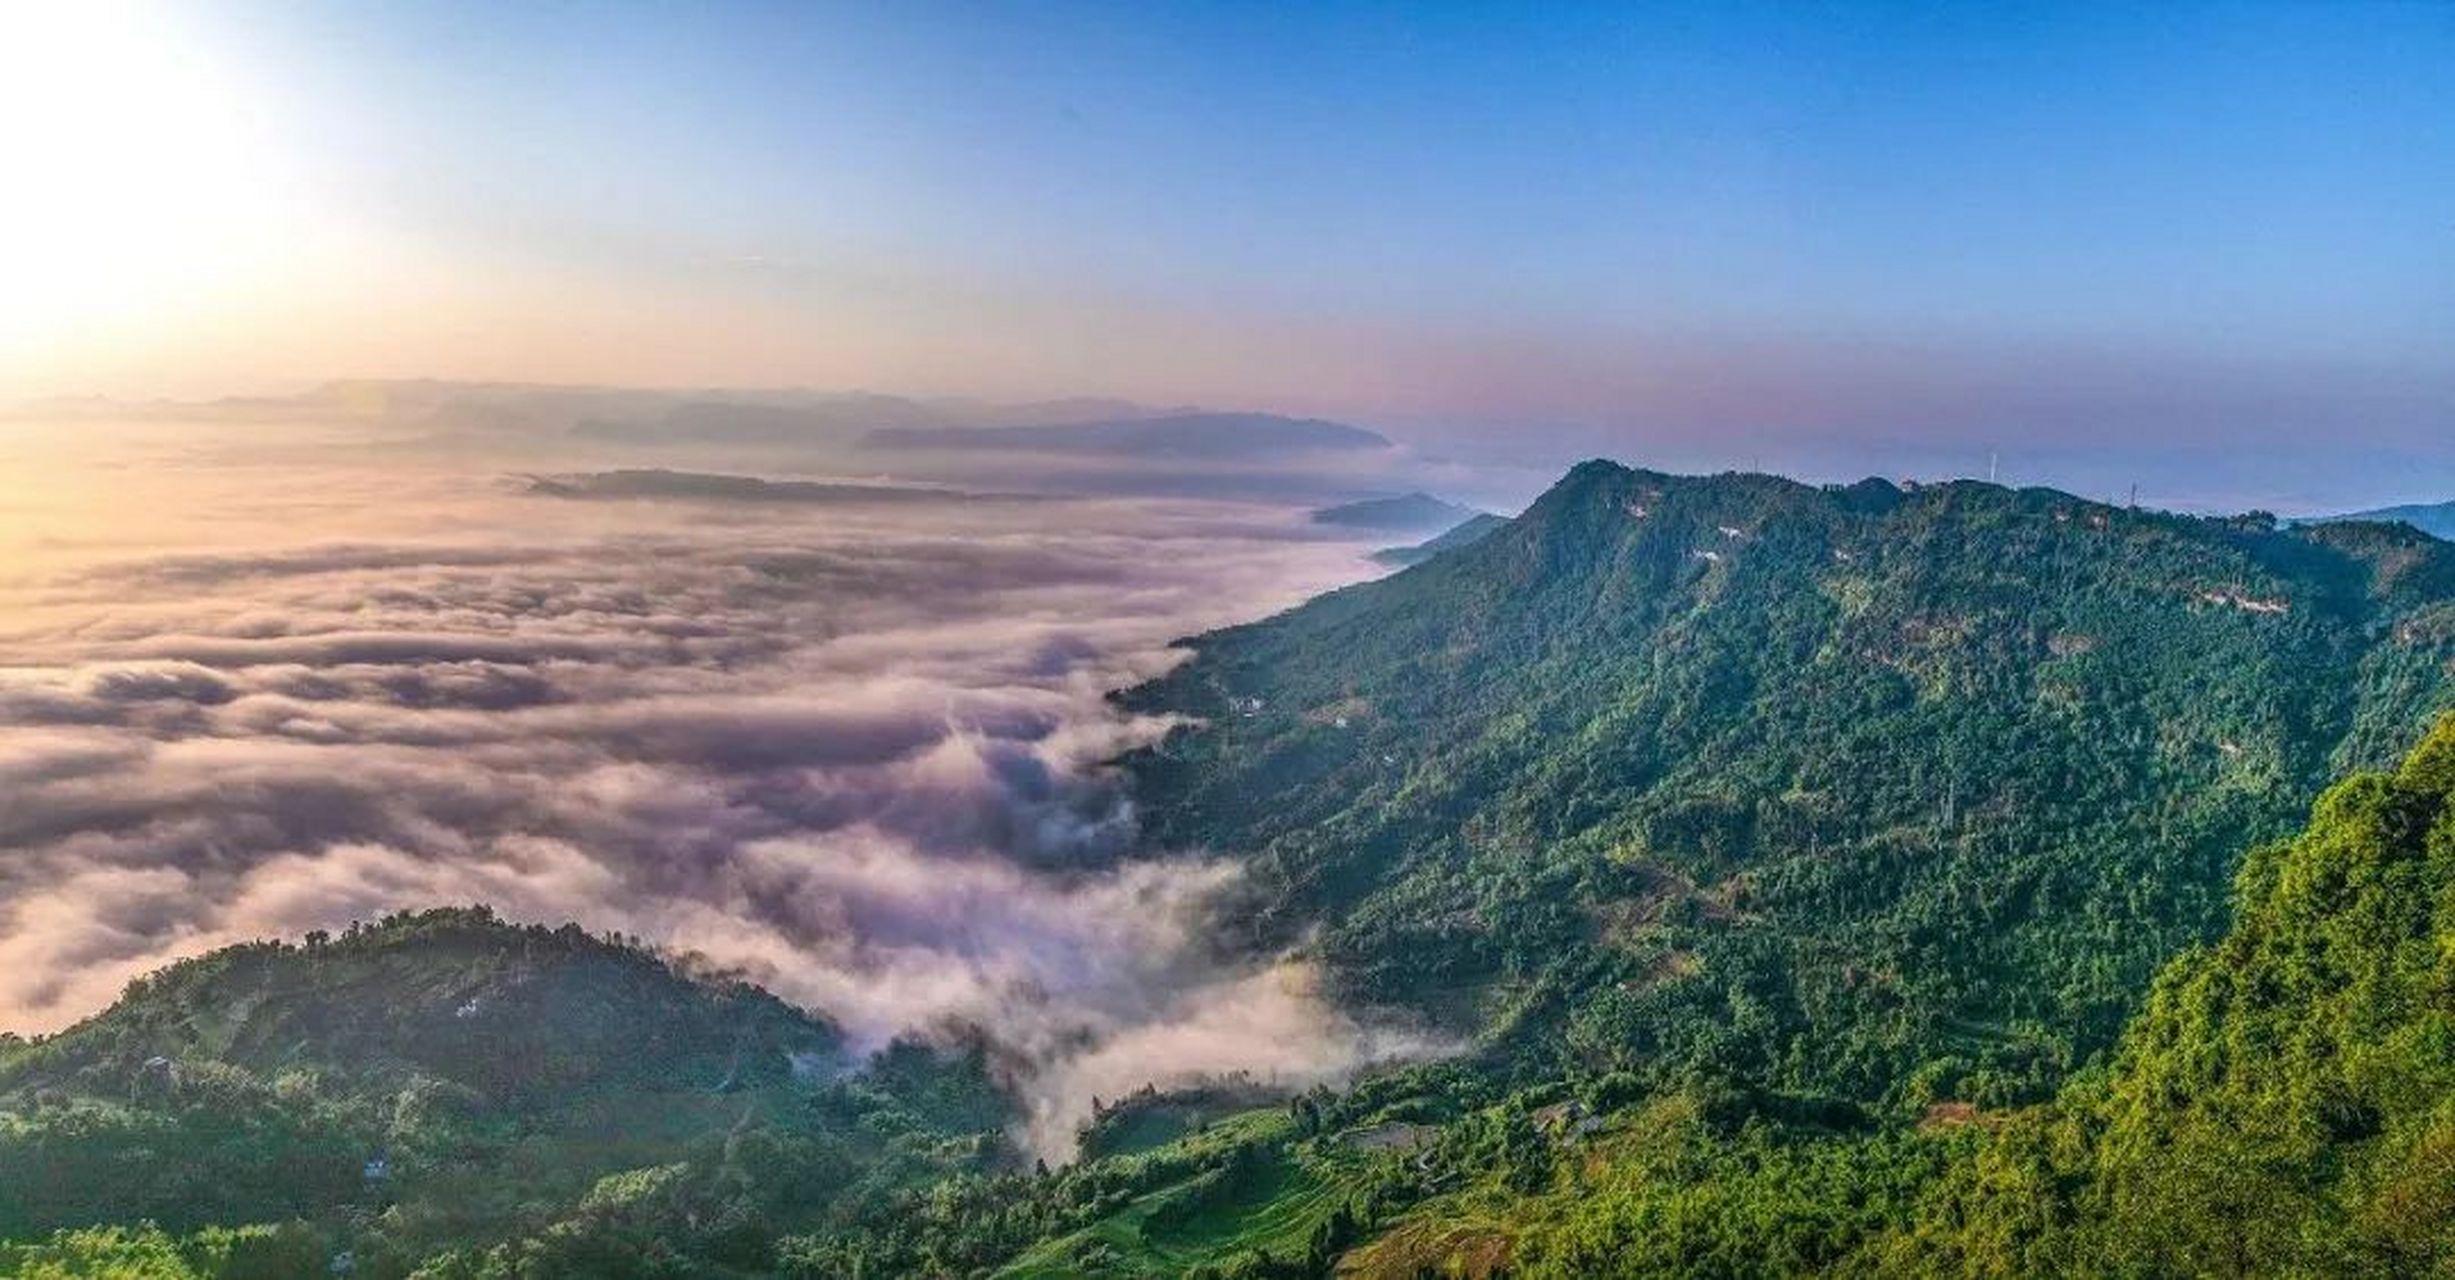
0,392,1450,1155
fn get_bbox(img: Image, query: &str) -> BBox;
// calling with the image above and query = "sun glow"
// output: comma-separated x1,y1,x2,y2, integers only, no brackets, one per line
0,2,316,376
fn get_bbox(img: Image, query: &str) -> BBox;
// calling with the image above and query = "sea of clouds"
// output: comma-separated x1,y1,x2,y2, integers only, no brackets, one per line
0,411,1435,1155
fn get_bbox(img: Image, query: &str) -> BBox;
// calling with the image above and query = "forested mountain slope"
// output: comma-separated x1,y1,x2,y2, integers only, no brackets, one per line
1877,712,2455,1275
0,909,1013,1276
1371,513,1510,567
1120,460,2455,1112
1353,712,2455,1278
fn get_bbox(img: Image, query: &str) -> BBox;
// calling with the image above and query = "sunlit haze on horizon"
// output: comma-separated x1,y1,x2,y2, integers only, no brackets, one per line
0,2,2446,510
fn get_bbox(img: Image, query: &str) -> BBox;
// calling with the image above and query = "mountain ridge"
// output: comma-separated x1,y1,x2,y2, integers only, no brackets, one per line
1372,512,1510,566
861,412,1392,460
1116,458,2455,1108
1309,493,1483,533
2307,498,2455,541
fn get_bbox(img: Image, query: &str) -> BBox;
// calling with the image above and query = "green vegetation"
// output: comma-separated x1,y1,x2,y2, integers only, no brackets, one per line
10,462,2455,1276
1014,710,2455,1278
1370,513,1511,568
1881,713,2455,1275
0,907,1015,1278
0,1222,322,1280
1122,463,2455,1114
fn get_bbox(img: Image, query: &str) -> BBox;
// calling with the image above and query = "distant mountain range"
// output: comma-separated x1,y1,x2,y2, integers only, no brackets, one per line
1370,511,1509,566
1309,492,1482,533
521,468,1024,505
2306,498,2455,540
3,381,1179,445
573,395,942,445
863,412,1392,461
572,393,1183,447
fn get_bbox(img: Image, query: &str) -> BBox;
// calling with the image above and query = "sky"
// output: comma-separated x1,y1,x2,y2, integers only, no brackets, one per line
0,1,2449,501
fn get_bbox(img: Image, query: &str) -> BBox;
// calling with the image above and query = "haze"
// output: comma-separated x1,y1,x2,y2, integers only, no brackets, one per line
3,2,2449,510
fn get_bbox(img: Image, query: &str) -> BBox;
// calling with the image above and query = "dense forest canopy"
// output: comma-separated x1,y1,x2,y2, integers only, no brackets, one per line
1121,461,2455,1110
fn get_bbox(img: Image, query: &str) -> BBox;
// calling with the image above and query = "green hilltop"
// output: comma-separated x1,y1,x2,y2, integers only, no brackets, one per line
0,908,1014,1278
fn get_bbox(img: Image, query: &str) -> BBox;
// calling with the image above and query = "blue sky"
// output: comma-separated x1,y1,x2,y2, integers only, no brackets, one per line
9,1,2451,505
270,2,2450,344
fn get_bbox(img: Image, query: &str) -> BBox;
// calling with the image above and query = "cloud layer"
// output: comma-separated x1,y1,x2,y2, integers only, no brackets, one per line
0,422,1418,1155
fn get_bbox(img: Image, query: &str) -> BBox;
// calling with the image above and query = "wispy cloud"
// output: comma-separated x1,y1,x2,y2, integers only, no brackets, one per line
0,422,1431,1157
